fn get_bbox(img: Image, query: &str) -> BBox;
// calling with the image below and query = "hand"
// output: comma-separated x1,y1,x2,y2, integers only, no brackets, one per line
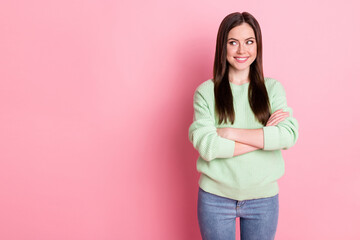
266,109,289,126
216,127,233,140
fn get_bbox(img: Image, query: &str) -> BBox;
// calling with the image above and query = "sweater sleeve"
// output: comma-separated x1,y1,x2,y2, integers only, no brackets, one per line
262,80,299,150
188,89,235,161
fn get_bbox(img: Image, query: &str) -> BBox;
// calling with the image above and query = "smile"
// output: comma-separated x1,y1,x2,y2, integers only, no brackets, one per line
235,57,249,63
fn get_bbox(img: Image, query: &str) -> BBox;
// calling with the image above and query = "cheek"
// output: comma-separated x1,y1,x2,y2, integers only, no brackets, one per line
226,47,231,55
227,47,236,58
250,46,257,56
226,51,231,60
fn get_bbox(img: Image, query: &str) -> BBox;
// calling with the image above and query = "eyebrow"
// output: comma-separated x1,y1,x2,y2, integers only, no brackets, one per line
228,37,255,41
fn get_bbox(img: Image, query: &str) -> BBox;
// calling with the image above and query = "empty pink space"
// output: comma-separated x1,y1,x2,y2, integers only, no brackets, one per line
1,0,359,239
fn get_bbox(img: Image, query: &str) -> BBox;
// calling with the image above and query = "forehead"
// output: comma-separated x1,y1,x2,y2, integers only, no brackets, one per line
228,23,255,40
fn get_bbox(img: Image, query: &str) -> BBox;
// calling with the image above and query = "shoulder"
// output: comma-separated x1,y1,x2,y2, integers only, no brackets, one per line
264,77,286,96
264,77,281,88
193,79,215,99
191,79,215,106
194,79,214,93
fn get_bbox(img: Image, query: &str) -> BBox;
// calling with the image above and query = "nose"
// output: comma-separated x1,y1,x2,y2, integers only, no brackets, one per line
236,43,246,53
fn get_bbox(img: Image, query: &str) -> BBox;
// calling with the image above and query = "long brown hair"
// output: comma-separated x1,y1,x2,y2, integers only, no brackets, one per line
213,12,271,125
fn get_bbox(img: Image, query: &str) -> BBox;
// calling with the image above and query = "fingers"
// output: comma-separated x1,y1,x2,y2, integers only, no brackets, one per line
266,118,286,126
269,109,285,120
271,115,288,125
271,109,288,118
273,109,284,113
268,112,288,122
271,112,289,121
266,109,290,126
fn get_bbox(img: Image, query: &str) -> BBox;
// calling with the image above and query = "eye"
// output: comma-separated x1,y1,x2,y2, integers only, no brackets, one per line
246,40,254,44
229,41,238,46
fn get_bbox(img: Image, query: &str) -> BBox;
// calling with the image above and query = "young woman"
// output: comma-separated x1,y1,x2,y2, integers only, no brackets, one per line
188,12,299,240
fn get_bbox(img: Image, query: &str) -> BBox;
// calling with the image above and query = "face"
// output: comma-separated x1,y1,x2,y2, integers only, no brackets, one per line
226,23,257,73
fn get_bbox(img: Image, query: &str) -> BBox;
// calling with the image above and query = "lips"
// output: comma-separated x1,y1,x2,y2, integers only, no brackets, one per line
234,57,249,63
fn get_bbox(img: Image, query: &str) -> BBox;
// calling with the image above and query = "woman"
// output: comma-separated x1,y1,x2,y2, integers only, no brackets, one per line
188,12,299,240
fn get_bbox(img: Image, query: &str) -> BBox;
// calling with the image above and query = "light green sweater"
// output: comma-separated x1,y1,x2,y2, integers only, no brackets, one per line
188,77,299,201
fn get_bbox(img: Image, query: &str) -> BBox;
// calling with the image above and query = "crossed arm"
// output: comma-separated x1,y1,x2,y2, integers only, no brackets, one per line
217,109,289,156
189,81,299,161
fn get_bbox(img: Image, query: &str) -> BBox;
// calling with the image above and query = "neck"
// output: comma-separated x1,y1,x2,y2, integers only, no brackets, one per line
228,67,250,85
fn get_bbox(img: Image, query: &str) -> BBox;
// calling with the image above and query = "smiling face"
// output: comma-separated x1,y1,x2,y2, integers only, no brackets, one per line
226,23,257,74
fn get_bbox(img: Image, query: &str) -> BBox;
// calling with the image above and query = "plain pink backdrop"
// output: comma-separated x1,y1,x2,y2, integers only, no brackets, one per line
1,0,359,239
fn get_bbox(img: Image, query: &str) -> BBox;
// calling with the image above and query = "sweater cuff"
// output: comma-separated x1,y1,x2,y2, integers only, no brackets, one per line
263,126,280,150
216,137,235,158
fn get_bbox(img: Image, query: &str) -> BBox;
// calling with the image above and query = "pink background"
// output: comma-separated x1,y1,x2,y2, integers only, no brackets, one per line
1,0,359,239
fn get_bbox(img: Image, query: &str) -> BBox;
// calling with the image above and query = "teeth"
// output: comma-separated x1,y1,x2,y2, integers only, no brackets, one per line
236,57,248,60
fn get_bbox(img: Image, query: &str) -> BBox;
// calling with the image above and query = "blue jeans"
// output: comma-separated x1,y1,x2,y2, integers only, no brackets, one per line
197,187,279,240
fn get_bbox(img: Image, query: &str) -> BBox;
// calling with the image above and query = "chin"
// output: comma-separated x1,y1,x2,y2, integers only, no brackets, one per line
236,66,250,71
231,64,251,72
